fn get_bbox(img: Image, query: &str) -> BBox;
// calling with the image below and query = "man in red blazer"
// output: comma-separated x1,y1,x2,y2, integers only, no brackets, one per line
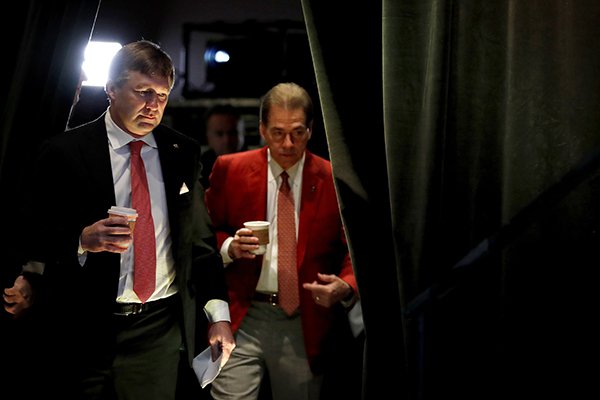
206,82,358,400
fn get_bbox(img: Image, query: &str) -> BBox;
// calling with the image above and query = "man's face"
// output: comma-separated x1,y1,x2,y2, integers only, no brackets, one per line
106,70,171,138
206,113,240,155
260,105,311,170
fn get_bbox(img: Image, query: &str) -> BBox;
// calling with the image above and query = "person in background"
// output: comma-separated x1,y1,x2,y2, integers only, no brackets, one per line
2,39,234,400
65,69,88,129
206,82,358,400
200,103,246,189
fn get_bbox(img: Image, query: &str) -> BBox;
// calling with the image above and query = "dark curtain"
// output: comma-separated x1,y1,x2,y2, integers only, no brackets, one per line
303,0,600,399
0,0,99,278
0,1,99,398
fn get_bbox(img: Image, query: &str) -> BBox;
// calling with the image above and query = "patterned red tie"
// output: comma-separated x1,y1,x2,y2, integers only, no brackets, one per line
129,141,156,303
277,171,299,315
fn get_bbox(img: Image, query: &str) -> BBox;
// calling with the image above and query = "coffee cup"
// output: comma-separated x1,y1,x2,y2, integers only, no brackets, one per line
243,221,270,255
108,206,138,232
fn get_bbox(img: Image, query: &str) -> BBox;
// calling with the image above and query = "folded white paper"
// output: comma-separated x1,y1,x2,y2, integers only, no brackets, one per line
192,346,223,388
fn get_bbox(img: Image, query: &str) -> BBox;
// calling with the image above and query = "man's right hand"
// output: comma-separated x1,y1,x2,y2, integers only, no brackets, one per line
3,275,34,318
228,227,260,260
80,216,132,253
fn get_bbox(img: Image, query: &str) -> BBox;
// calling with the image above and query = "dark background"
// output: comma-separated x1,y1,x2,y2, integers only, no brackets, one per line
0,1,329,399
69,0,328,158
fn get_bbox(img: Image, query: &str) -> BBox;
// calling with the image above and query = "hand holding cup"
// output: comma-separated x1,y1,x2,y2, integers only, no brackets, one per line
108,206,138,232
243,221,270,255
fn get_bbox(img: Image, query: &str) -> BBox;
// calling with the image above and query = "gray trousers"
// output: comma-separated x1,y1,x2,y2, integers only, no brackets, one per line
211,301,322,400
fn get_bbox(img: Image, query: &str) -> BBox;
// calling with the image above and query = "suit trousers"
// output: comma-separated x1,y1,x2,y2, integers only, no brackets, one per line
211,301,322,400
80,298,182,400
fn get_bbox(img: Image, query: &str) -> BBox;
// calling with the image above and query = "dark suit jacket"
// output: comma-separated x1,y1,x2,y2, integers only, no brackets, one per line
200,144,249,190
205,147,356,373
26,113,227,365
200,148,218,190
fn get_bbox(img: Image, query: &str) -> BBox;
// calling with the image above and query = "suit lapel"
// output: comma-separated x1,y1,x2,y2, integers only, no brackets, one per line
154,127,188,238
297,152,322,268
79,116,117,207
252,148,269,220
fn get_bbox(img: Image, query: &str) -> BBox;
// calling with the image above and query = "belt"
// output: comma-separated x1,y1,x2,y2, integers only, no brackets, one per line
113,295,176,316
253,291,278,306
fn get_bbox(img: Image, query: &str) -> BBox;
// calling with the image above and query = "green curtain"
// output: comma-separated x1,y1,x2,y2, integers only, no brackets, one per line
303,0,600,398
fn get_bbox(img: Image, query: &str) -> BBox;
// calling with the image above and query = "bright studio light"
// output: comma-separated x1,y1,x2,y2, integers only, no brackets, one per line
214,50,230,63
204,45,231,66
81,41,122,87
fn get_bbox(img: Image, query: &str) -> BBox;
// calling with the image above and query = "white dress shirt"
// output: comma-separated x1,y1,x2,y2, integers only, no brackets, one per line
76,110,229,322
105,111,177,303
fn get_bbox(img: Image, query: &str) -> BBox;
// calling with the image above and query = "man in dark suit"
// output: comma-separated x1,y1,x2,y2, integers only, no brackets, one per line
206,82,358,400
2,40,234,400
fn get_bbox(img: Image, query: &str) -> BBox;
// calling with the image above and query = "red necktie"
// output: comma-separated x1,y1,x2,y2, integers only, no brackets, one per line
129,141,156,303
277,171,299,315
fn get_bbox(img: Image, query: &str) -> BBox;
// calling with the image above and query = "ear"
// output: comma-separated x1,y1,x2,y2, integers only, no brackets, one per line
259,121,267,140
105,81,117,102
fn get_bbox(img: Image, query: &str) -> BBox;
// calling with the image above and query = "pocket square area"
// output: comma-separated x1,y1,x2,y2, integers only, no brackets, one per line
179,182,190,194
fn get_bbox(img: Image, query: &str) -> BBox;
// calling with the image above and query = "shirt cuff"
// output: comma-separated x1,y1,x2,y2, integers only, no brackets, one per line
78,235,85,255
220,237,234,265
204,299,231,323
78,236,87,266
22,260,45,274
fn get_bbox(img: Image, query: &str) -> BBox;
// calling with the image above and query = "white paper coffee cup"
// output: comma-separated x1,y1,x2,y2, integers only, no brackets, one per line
243,221,270,255
108,206,138,232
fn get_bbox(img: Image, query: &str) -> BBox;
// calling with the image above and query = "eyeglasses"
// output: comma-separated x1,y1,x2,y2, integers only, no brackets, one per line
268,128,309,142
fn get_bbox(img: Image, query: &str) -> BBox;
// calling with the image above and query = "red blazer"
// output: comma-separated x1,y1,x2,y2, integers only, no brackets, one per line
205,147,356,371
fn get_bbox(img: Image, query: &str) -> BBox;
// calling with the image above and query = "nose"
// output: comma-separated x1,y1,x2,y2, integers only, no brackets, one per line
281,133,295,147
146,93,160,110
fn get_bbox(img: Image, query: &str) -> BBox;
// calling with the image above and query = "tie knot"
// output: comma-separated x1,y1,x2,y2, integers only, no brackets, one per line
280,171,289,183
129,140,145,155
280,171,291,191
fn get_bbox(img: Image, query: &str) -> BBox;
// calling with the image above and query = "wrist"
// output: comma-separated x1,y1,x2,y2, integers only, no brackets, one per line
340,284,357,309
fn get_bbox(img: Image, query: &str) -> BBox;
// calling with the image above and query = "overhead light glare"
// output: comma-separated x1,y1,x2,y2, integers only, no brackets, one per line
81,41,122,87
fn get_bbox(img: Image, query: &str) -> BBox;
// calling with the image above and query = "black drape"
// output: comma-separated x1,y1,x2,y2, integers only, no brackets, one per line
303,0,600,398
0,1,99,398
0,0,99,279
302,1,406,398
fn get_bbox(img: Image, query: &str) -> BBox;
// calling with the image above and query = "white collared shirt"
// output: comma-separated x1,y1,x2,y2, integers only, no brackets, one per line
74,110,230,322
104,111,177,303
254,150,304,293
